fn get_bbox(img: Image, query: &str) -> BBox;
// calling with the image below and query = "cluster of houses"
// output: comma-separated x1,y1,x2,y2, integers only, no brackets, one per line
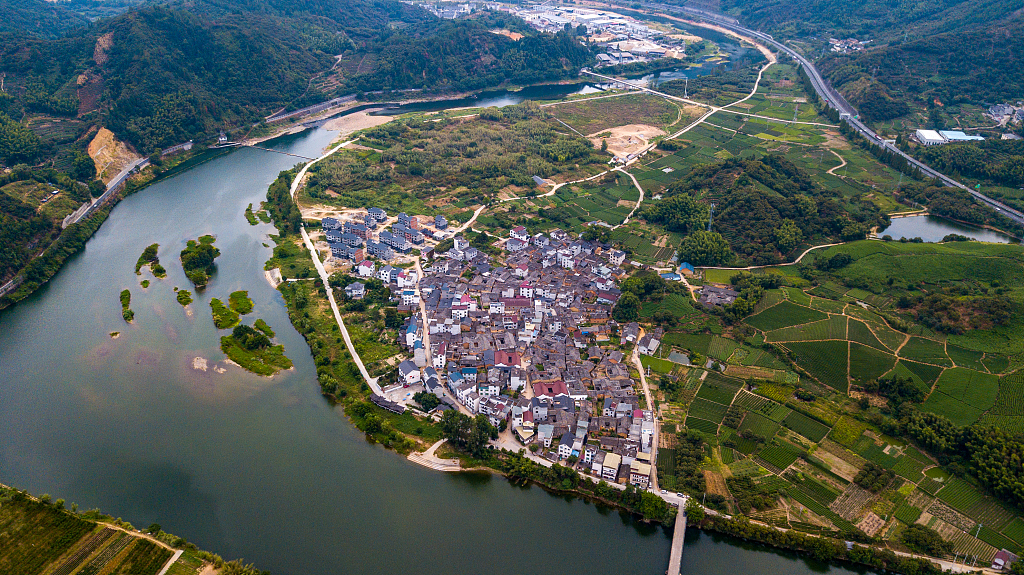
398,227,655,487
913,129,985,146
322,208,449,265
828,37,866,54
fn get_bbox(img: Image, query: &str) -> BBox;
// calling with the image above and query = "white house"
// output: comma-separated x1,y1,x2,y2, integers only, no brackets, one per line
433,341,447,370
357,260,376,277
398,360,421,384
510,225,529,241
557,433,575,459
401,290,419,306
506,238,527,252
602,452,621,481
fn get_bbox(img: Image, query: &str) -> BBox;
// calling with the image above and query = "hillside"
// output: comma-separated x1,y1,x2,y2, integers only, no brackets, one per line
0,0,89,38
0,0,593,157
715,0,1024,124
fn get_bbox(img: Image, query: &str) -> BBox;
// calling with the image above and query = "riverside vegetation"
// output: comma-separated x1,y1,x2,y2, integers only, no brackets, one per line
179,235,219,289
0,483,267,575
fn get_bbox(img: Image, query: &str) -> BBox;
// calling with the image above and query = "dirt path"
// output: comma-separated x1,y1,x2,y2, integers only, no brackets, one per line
826,149,847,175
612,167,646,228
700,242,842,271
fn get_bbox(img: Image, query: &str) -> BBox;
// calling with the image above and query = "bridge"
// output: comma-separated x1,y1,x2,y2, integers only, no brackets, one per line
667,503,688,575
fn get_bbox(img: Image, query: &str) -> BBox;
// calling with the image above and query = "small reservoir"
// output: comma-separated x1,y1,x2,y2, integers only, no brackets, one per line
879,214,1018,244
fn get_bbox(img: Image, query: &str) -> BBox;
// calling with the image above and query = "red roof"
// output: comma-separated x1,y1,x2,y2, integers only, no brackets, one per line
495,350,521,366
533,380,568,398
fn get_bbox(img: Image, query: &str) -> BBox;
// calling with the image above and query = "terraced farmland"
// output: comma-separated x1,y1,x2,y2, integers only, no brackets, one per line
746,301,829,331
781,411,831,442
783,340,849,390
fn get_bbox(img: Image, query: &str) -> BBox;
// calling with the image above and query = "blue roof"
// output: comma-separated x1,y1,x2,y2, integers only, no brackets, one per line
660,273,681,281
680,262,695,272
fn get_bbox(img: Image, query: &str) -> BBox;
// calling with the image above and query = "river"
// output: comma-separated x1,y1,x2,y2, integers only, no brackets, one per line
0,116,877,575
879,214,1018,244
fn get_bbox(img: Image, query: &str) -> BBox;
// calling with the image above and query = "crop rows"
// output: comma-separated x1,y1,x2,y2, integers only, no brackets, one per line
786,472,839,505
934,368,999,410
781,411,831,442
766,315,847,343
1002,518,1024,546
937,478,983,514
685,417,720,435
848,319,888,351
708,336,741,360
855,441,899,470
688,398,729,423
696,374,743,404
754,474,790,492
977,525,1021,555
728,459,762,477
720,447,735,464
849,343,896,383
894,502,923,524
919,478,945,495
107,540,173,575
49,528,116,575
921,392,983,427
746,301,828,332
0,499,95,575
739,412,781,440
76,533,133,575
787,490,855,531
757,442,802,472
947,531,997,563
991,371,1024,415
892,455,927,481
900,337,952,367
733,391,791,422
783,340,849,390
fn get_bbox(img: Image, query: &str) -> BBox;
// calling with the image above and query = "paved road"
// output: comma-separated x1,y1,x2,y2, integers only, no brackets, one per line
630,327,659,491
636,1,1024,226
288,138,382,395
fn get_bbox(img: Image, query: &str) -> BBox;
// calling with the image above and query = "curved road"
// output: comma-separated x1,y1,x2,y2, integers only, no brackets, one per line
637,1,1024,225
288,138,382,395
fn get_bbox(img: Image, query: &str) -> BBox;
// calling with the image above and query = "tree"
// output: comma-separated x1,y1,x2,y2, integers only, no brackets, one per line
413,391,440,411
612,291,641,322
685,498,705,522
383,307,401,329
71,152,97,181
678,230,731,266
774,219,803,252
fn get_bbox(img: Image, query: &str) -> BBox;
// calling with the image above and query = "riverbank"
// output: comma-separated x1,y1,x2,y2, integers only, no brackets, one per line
0,482,265,575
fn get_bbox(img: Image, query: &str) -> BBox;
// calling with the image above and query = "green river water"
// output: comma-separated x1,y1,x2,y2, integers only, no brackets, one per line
0,124,874,575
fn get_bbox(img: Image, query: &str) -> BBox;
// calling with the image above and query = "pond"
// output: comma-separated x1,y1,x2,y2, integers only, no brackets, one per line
879,215,1018,244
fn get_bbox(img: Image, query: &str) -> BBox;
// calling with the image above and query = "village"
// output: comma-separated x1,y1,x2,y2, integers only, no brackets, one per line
312,207,673,490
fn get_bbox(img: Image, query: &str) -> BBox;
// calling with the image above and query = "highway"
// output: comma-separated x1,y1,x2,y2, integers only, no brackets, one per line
635,1,1024,226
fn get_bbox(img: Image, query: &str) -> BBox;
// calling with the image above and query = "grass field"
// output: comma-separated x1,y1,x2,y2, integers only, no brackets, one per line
549,92,684,134
746,301,829,332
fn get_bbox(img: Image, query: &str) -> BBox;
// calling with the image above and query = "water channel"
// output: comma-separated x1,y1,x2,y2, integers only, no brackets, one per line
879,214,1018,244
2,55,874,575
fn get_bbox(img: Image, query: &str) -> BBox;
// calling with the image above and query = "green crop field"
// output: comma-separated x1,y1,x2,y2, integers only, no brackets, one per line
946,344,986,371
757,441,803,471
884,362,930,394
784,287,812,306
899,337,952,367
789,473,840,505
765,315,847,343
746,301,829,332
734,390,791,421
721,447,736,464
105,540,174,575
640,293,698,319
932,368,999,411
696,374,743,404
849,343,897,383
663,333,712,355
829,416,869,447
894,502,922,524
1003,518,1024,545
685,416,720,435
937,478,983,514
0,496,95,575
809,297,847,314
689,397,730,423
921,392,983,427
739,411,782,440
783,340,849,390
708,336,741,360
893,455,928,481
984,354,1011,374
641,355,675,374
848,320,888,351
991,370,1024,415
903,360,945,386
781,411,831,442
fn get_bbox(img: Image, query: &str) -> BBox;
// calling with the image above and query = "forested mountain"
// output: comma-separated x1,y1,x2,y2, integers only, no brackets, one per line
0,0,89,38
714,0,1024,122
0,0,593,156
